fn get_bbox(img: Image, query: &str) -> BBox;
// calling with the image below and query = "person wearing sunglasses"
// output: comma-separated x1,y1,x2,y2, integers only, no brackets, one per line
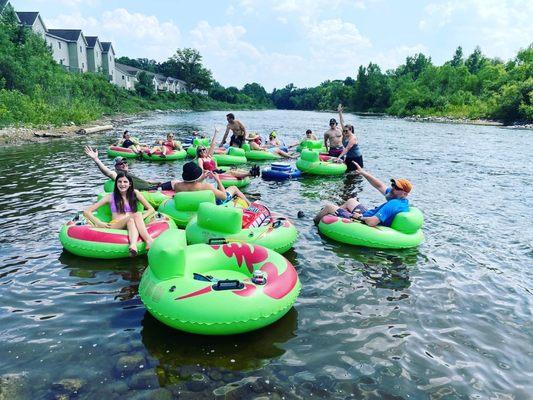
333,104,364,171
324,117,344,157
313,162,413,227
197,128,260,178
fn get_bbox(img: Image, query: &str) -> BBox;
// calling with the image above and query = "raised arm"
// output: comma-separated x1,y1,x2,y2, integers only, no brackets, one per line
84,146,116,180
337,104,345,131
353,163,387,195
83,194,111,228
220,125,231,145
208,127,219,157
336,136,356,159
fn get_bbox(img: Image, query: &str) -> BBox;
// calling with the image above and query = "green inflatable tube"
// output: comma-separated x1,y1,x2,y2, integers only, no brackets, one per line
139,229,301,335
296,140,327,153
103,180,173,208
106,145,139,159
186,138,211,158
158,190,216,228
296,149,346,175
318,207,424,249
186,202,298,254
213,147,248,166
142,149,187,162
242,143,281,161
59,204,177,259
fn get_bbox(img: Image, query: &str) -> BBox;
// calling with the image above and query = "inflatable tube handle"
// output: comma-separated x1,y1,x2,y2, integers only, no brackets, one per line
208,238,228,245
212,280,244,291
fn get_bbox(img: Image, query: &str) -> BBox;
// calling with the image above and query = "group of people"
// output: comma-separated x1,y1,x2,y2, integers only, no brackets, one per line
116,131,182,157
83,107,413,255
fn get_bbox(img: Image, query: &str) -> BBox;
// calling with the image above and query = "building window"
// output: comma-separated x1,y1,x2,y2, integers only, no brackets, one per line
80,45,82,52
60,59,63,65
122,75,124,80
58,41,61,49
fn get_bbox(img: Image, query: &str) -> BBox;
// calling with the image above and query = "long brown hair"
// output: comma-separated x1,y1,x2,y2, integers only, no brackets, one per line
113,172,137,213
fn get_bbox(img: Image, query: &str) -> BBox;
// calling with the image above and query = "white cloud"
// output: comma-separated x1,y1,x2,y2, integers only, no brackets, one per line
373,44,429,70
418,0,533,59
47,8,181,60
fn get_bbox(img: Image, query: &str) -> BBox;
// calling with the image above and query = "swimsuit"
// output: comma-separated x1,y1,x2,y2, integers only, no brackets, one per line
110,194,133,213
335,204,368,219
122,139,135,148
216,192,233,205
202,158,217,171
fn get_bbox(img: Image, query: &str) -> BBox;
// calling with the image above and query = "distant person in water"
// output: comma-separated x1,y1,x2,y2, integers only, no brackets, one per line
197,128,260,178
144,133,182,157
172,162,251,206
83,172,155,256
314,162,412,226
324,117,344,156
289,129,318,148
334,104,364,170
220,113,247,148
116,131,143,155
84,146,173,191
246,133,296,159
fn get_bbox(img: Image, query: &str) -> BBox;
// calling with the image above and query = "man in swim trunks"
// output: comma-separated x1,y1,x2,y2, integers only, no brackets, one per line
220,113,247,148
172,162,250,206
313,162,413,226
324,118,344,156
84,146,173,191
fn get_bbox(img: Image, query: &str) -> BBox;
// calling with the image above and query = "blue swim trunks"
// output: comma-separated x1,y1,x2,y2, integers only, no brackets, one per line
335,204,368,219
216,192,233,205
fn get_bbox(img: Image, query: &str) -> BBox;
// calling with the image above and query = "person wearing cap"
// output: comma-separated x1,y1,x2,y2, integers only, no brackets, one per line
313,162,413,227
246,133,296,159
84,146,172,191
324,117,344,157
220,113,247,148
172,162,250,206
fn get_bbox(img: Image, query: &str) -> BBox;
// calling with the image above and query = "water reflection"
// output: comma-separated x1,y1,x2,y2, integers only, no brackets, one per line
330,243,419,291
141,307,298,373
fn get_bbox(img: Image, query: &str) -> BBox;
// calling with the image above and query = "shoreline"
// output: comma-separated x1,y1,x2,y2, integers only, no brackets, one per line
1,110,531,147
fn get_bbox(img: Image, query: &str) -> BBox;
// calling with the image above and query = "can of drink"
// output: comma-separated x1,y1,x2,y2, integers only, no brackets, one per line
252,270,267,285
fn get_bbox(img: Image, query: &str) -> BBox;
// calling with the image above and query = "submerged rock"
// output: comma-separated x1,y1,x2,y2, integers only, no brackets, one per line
0,373,30,400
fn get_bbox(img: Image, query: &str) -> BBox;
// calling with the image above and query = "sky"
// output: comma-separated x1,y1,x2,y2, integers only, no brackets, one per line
12,0,533,91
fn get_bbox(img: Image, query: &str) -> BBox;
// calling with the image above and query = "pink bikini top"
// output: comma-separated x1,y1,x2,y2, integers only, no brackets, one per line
110,194,133,213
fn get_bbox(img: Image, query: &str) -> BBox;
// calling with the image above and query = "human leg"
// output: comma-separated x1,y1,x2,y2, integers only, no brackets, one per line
108,213,134,229
313,203,340,225
132,212,154,249
126,218,139,255
274,148,297,159
226,186,250,206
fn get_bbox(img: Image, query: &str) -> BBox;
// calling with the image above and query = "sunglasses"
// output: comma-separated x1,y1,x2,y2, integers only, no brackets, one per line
343,129,350,133
198,147,207,151
391,183,403,191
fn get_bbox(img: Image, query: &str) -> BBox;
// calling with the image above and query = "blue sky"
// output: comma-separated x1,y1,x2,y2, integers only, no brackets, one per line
12,0,533,90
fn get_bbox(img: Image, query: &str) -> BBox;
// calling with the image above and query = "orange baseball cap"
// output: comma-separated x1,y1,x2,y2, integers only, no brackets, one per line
391,178,413,193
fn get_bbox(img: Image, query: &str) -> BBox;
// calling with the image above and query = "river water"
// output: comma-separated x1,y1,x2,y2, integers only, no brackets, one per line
0,110,531,399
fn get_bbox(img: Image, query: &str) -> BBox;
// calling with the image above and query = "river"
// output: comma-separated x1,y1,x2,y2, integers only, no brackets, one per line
0,110,531,399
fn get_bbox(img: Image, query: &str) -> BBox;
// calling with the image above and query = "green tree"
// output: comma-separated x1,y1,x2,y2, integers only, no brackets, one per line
135,71,155,97
449,46,464,67
465,46,487,74
164,48,213,92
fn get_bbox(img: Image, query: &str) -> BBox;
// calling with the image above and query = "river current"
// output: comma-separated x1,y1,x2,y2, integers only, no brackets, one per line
0,110,531,399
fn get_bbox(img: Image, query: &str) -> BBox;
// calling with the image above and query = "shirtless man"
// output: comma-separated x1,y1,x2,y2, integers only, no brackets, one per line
172,162,250,206
220,113,247,148
324,118,344,156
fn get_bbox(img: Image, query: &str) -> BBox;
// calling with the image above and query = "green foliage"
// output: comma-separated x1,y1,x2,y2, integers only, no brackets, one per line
134,71,155,98
162,48,213,92
268,44,533,124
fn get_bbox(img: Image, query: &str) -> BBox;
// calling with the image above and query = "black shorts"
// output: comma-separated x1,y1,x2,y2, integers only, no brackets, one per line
346,156,364,171
335,204,368,219
230,135,244,147
148,181,173,191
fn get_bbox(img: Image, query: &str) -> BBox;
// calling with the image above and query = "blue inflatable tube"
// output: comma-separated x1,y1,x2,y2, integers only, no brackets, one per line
262,163,302,181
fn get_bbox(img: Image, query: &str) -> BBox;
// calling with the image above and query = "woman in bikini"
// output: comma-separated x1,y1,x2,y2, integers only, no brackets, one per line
246,133,296,159
197,128,260,177
145,133,182,157
83,172,155,256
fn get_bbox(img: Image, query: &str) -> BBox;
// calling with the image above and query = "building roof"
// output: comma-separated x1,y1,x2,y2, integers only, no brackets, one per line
101,42,115,53
47,29,84,42
0,0,10,12
114,63,136,77
15,11,39,26
85,36,98,47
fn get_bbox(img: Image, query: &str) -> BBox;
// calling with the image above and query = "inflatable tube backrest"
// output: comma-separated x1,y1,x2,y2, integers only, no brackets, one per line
242,143,251,152
272,163,292,171
228,147,246,157
390,207,424,234
301,149,319,163
148,230,187,280
103,179,114,193
193,137,210,146
174,190,215,211
197,202,242,234
306,140,323,150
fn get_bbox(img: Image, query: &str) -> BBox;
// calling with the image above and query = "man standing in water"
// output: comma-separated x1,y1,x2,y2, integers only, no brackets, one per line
324,117,344,156
220,113,247,148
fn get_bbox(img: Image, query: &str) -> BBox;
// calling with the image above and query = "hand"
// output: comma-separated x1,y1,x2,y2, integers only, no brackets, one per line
84,146,98,160
337,103,343,112
352,161,364,175
220,140,226,146
215,127,220,133
333,157,342,163
95,220,110,228
352,212,363,221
